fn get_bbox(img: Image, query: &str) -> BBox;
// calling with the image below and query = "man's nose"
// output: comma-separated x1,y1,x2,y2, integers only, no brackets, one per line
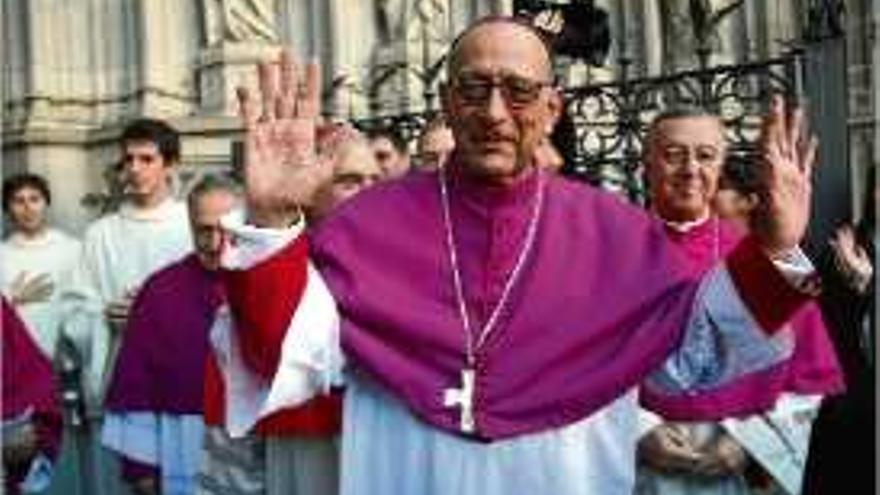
209,230,225,250
125,159,144,173
483,86,509,121
680,153,702,174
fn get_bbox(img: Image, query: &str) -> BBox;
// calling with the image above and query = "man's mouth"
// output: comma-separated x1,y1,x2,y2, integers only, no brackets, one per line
480,141,509,150
477,136,514,150
673,180,702,193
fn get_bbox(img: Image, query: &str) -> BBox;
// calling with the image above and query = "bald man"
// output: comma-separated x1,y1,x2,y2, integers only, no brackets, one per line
214,16,826,495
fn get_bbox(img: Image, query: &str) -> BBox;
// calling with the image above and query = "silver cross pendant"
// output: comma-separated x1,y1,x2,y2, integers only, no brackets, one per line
443,368,476,433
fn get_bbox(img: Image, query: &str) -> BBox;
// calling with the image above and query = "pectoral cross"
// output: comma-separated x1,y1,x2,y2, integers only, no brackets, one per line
443,368,476,433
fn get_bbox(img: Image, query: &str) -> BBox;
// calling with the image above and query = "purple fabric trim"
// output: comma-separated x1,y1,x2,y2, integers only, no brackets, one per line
310,166,700,440
121,456,159,483
2,298,59,420
105,254,222,414
2,297,62,492
639,219,844,420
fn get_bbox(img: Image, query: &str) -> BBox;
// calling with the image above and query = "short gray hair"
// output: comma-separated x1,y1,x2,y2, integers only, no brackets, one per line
645,105,726,148
186,173,242,211
649,105,719,128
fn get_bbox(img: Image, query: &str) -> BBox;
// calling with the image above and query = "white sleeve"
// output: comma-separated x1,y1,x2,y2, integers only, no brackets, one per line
219,208,306,270
214,209,345,438
720,393,822,494
637,408,664,438
58,237,113,406
18,454,54,493
769,246,818,291
647,248,814,394
101,412,160,466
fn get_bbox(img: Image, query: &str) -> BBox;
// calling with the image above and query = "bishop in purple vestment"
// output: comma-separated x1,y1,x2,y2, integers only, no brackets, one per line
635,108,840,495
102,176,237,495
210,17,837,495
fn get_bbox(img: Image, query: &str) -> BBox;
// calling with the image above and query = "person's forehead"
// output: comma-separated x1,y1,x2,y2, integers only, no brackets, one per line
123,140,161,155
451,22,551,79
12,186,44,198
337,146,381,176
370,137,397,152
198,189,236,205
654,116,725,144
716,186,745,197
193,191,236,217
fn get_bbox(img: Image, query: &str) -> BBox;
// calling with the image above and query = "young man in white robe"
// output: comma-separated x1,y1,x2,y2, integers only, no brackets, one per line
61,118,193,495
2,172,81,359
212,17,833,495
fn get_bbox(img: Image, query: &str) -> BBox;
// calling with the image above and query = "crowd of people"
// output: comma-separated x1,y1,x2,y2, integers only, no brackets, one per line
2,15,874,495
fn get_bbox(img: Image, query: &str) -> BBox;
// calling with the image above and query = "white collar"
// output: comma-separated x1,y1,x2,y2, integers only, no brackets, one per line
7,229,54,248
662,212,712,233
119,197,180,222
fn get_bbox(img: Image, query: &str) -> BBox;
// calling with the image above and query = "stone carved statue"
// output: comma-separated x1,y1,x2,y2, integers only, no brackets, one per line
203,0,279,45
658,0,742,71
376,0,407,45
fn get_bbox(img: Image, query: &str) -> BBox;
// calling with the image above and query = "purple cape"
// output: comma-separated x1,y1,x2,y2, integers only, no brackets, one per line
3,297,62,490
105,254,221,414
310,166,704,440
639,219,844,419
3,298,58,420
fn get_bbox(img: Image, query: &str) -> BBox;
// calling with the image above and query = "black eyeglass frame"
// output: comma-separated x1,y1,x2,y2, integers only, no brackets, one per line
448,71,555,109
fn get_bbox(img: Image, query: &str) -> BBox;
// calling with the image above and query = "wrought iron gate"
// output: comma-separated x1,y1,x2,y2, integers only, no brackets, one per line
354,50,805,204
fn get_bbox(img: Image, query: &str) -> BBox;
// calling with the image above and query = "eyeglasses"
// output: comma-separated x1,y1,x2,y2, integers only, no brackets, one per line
658,144,723,169
451,72,550,109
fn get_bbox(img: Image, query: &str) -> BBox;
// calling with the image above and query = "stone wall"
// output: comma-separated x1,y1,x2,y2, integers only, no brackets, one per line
1,0,873,232
1,0,512,232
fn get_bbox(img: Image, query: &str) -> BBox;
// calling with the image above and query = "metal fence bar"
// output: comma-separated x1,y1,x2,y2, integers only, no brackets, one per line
353,53,804,205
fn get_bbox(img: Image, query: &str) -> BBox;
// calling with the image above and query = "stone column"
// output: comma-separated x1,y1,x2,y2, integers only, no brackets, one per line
4,0,29,128
875,0,879,179
22,0,60,124
642,0,664,76
196,43,281,116
196,0,284,116
327,0,357,118
136,0,199,116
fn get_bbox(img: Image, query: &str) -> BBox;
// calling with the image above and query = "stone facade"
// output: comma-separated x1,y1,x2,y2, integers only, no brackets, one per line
1,0,874,232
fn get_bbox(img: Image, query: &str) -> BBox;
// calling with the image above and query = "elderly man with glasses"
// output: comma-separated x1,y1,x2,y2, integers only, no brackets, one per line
210,16,831,495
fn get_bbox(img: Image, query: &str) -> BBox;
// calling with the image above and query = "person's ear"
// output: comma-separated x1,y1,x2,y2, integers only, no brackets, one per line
745,192,761,212
440,82,452,117
544,87,562,134
642,133,657,176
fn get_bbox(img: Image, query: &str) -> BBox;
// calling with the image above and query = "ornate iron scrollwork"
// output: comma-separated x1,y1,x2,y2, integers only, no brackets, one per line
355,53,804,205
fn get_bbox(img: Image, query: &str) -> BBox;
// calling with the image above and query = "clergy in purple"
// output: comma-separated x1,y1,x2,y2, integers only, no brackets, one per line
634,108,841,495
102,176,237,495
2,296,62,494
210,16,832,495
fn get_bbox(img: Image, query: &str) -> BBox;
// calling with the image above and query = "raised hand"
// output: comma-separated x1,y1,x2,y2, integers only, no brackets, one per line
830,224,873,292
753,95,819,257
237,50,332,227
9,271,54,306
